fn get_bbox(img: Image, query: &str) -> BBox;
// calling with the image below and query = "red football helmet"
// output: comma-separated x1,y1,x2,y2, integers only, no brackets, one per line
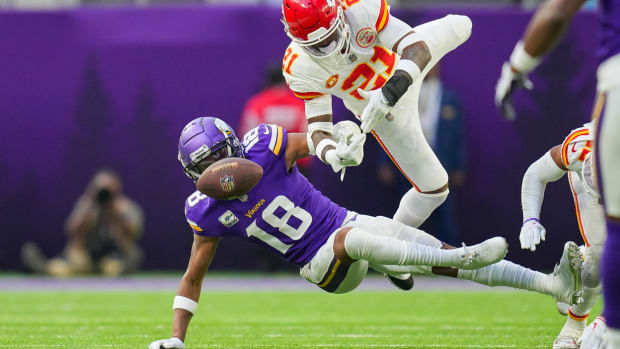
282,0,351,61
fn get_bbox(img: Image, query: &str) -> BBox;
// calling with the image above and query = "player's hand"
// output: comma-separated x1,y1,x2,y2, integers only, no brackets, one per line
519,219,546,251
327,133,366,177
495,62,533,121
357,88,391,133
333,120,361,144
149,337,185,349
578,316,607,349
335,133,366,167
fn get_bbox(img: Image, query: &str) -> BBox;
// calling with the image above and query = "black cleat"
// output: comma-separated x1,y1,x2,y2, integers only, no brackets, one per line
384,273,414,291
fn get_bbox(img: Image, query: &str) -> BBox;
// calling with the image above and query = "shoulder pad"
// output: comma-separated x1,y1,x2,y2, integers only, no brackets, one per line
561,125,593,171
282,44,329,100
345,0,389,33
242,123,287,159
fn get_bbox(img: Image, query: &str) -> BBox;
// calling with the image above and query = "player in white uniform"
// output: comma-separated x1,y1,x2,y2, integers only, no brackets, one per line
495,1,620,346
280,1,472,283
520,122,606,349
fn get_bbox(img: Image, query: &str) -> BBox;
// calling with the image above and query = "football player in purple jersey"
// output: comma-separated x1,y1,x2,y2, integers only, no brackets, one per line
495,1,620,348
149,117,583,349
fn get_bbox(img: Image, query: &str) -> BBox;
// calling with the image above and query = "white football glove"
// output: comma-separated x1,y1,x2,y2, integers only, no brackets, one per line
495,62,533,121
519,219,546,251
326,132,366,181
149,337,185,349
578,316,607,349
357,88,392,133
332,120,361,144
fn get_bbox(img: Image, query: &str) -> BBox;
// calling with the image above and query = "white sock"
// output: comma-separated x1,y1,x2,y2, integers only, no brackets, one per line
609,328,620,349
344,227,463,267
393,188,448,228
558,312,587,337
457,260,555,295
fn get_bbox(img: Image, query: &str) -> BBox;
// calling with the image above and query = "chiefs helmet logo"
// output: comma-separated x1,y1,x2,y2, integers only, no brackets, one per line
356,27,377,48
325,74,339,89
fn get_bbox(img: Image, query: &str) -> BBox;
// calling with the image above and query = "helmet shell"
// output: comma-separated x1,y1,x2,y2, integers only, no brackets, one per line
282,0,341,43
178,117,243,181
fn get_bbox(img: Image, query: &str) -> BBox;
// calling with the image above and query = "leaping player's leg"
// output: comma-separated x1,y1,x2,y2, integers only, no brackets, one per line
372,91,449,228
596,87,620,348
554,173,606,348
371,15,472,228
413,14,473,80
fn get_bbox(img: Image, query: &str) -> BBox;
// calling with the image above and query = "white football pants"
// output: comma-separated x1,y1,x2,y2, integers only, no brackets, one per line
299,213,442,294
372,15,471,227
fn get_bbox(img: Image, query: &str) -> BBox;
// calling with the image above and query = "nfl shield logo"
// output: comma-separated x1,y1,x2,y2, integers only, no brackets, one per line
220,175,235,192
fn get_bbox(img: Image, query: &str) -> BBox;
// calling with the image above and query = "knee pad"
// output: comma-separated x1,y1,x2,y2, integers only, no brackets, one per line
412,15,472,61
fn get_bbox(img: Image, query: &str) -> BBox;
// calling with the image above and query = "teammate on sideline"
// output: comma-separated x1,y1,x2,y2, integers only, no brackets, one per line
520,122,606,348
495,0,619,347
280,1,471,260
148,117,583,349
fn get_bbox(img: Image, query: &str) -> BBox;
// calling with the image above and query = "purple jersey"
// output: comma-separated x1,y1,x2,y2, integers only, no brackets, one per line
599,0,620,63
184,124,348,266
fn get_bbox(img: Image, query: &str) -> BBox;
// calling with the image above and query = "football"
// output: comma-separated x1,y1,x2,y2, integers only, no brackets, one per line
196,157,263,200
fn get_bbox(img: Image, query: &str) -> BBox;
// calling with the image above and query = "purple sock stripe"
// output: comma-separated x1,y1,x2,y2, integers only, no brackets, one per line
523,217,540,224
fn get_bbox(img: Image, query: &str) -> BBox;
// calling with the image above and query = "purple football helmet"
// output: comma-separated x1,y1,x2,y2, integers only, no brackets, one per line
178,117,244,181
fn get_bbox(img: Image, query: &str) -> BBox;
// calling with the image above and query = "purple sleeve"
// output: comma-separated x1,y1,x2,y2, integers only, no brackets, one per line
184,192,227,237
242,123,288,172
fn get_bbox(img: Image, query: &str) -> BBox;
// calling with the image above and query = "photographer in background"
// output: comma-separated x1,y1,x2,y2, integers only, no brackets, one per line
21,169,144,277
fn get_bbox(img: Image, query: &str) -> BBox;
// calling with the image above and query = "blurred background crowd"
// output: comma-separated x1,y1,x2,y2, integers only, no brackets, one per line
0,0,601,276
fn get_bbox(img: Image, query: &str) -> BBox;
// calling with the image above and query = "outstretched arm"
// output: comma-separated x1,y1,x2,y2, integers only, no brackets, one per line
496,0,586,120
519,145,567,251
285,132,310,170
150,235,219,348
519,0,586,60
286,123,366,179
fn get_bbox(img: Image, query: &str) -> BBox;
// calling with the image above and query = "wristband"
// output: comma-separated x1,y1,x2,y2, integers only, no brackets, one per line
316,138,338,163
394,59,421,84
306,132,316,155
307,122,334,156
382,74,410,106
173,296,198,315
509,41,541,74
523,217,540,225
324,148,341,167
307,121,333,136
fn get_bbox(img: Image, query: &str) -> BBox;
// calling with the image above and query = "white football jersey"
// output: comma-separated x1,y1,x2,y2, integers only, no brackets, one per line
283,0,399,117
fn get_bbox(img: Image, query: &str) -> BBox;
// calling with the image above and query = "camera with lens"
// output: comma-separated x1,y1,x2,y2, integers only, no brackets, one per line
95,188,114,204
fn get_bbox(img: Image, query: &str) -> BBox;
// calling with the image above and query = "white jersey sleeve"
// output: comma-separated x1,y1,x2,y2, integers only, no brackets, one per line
560,123,594,172
282,44,333,118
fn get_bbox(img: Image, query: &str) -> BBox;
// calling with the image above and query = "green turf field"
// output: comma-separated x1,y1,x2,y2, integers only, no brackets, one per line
0,291,602,348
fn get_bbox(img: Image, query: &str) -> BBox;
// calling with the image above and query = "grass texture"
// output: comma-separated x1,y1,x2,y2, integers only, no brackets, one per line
0,290,602,348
